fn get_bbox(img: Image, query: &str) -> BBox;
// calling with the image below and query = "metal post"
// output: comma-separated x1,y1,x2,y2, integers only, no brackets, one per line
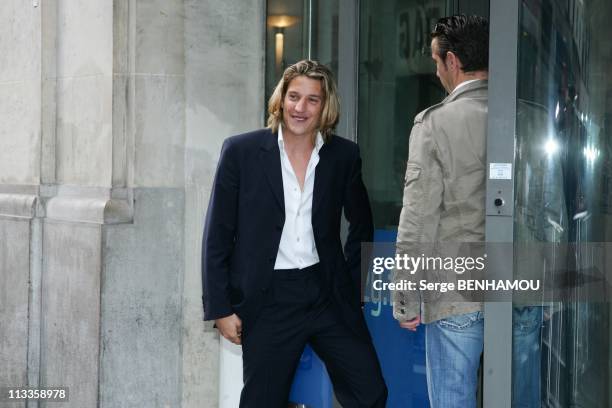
307,0,314,60
337,0,358,141
483,0,519,406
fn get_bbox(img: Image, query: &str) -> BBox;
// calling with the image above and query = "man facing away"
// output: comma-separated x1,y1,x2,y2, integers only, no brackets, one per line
202,60,387,407
392,15,489,408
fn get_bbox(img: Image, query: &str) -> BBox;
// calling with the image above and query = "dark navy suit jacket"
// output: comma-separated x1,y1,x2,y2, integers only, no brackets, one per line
202,128,373,334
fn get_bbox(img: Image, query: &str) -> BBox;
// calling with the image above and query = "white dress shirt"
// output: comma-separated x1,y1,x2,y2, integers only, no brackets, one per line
273,126,323,270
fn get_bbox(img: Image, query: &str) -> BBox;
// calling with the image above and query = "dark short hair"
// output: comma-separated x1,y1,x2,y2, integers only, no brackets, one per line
431,15,489,72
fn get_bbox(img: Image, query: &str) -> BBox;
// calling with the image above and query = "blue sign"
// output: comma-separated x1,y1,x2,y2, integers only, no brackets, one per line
364,229,429,408
289,345,333,407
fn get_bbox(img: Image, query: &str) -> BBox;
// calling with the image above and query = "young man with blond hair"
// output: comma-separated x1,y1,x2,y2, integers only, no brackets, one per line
203,60,387,407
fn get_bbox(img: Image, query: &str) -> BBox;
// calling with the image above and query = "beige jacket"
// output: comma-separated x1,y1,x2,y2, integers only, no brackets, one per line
392,79,488,324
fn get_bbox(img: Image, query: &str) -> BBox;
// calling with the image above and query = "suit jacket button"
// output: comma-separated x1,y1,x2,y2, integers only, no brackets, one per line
400,300,406,305
400,308,406,314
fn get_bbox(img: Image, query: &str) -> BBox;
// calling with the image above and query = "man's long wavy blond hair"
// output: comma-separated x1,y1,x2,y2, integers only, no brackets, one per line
267,60,340,142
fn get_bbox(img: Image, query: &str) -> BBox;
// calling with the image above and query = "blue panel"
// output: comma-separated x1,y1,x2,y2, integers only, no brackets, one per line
364,229,430,407
289,345,333,407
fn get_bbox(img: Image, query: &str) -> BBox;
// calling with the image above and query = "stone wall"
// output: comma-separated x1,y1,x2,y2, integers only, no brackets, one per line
0,1,264,407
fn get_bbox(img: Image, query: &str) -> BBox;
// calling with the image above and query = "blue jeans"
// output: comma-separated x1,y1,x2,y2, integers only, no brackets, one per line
512,306,543,408
426,311,484,408
426,309,543,408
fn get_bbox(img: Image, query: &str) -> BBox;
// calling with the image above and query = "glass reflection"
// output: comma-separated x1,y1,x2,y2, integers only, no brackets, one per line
358,0,447,230
265,0,340,113
514,0,612,406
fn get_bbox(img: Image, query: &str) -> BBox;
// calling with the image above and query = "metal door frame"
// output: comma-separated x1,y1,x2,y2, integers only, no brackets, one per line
337,0,359,142
483,0,519,406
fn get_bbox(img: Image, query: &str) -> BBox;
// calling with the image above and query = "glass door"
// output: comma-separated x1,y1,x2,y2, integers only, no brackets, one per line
358,1,489,406
512,0,612,406
358,1,448,405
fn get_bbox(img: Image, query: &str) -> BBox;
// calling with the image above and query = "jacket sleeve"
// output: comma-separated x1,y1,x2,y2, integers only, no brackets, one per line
343,144,374,302
392,121,444,322
202,138,239,321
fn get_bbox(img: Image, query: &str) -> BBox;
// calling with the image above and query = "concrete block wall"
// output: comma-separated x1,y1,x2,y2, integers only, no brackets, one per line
55,1,114,186
0,2,41,185
0,1,265,407
100,189,185,408
0,202,35,408
41,221,102,408
182,1,265,406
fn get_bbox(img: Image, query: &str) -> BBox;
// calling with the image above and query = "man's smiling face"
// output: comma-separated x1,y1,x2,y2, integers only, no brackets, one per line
282,75,323,139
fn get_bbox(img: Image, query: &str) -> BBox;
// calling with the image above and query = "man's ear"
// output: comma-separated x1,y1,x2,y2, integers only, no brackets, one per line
446,51,462,72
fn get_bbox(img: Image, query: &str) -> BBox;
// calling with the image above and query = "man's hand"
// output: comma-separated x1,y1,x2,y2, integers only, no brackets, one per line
215,314,243,345
399,315,421,332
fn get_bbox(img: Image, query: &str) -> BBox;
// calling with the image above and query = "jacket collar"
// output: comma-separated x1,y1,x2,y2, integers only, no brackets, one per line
312,139,331,219
260,128,278,151
444,79,488,103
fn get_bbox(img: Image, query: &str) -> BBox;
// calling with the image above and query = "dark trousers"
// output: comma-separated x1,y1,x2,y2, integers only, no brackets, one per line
239,264,387,408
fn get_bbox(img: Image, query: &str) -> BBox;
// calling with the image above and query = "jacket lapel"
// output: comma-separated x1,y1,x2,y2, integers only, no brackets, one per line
259,130,285,212
312,141,331,219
